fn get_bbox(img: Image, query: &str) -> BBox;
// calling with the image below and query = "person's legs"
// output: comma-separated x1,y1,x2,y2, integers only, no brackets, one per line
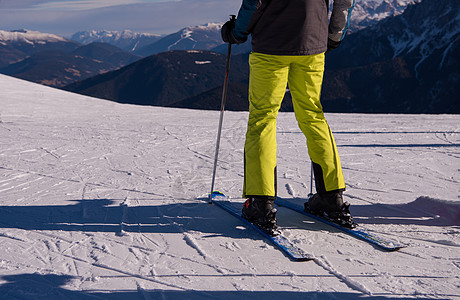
286,53,355,227
287,53,345,194
243,52,290,199
242,52,292,235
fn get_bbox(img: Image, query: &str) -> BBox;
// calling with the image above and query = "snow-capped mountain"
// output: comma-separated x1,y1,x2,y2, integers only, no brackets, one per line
63,0,459,113
71,29,162,52
328,0,459,75
135,1,419,56
213,0,419,55
0,29,79,68
68,0,416,59
134,23,224,57
0,29,68,44
0,29,143,87
2,0,456,113
350,0,419,32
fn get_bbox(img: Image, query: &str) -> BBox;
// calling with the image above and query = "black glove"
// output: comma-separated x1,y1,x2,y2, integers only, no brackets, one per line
326,38,341,54
221,19,247,44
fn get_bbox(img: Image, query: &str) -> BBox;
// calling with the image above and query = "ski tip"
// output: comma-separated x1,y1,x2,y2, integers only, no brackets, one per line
295,256,316,262
286,250,315,261
385,243,408,251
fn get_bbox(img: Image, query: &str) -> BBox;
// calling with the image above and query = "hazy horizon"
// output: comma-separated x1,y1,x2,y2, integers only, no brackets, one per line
0,0,241,37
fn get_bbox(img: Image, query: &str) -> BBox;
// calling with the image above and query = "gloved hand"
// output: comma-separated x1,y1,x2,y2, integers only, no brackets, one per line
326,38,341,54
221,19,247,44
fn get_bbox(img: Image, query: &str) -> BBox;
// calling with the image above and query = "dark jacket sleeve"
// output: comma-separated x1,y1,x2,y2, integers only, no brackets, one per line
329,0,355,42
233,0,259,40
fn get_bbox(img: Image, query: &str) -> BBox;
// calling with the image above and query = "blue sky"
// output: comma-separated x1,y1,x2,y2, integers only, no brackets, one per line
0,0,241,36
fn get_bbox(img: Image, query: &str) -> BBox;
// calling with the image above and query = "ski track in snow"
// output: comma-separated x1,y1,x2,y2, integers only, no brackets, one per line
313,256,372,295
0,74,459,298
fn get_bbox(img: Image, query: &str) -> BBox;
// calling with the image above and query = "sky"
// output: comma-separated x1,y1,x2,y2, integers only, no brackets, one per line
0,0,242,37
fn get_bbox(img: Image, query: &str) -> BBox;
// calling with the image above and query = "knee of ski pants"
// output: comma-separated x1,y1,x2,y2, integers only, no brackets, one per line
248,53,290,114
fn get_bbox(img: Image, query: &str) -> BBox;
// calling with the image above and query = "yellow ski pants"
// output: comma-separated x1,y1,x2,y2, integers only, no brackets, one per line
243,52,345,198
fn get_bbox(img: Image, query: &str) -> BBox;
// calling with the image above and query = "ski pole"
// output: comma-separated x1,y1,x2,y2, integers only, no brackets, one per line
209,15,235,203
308,161,314,198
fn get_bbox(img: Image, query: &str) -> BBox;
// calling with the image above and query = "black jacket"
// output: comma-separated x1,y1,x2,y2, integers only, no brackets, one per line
233,0,355,55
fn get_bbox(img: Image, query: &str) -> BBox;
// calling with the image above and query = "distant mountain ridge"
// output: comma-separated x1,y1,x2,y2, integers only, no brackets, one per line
0,0,418,81
133,23,223,57
349,0,418,32
68,1,419,56
71,30,162,52
0,42,141,87
0,29,80,68
63,0,459,114
0,29,68,44
1,0,457,113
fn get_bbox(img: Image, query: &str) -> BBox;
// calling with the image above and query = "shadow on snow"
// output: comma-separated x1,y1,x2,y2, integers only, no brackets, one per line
0,196,458,238
278,196,460,227
0,199,252,239
0,273,450,300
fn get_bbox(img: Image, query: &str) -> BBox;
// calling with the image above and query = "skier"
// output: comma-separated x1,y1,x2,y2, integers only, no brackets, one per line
221,0,356,235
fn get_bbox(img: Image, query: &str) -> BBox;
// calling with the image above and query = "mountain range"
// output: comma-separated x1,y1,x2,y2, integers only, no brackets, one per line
0,29,79,69
0,0,458,113
132,23,224,57
65,50,250,107
68,0,418,57
71,30,162,52
323,0,459,113
0,36,141,87
350,0,417,32
0,0,418,67
63,0,459,113
0,0,419,77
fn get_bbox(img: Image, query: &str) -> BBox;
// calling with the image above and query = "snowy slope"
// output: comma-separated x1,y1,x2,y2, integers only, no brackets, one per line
0,74,459,299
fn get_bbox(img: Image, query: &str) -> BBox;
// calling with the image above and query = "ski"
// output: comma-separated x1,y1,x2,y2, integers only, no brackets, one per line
209,191,314,261
275,198,406,251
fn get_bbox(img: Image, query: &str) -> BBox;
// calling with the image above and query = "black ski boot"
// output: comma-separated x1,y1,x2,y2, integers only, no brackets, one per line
304,192,357,229
242,197,279,236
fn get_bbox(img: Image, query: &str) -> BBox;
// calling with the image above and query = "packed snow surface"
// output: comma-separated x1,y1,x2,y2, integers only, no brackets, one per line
0,74,459,299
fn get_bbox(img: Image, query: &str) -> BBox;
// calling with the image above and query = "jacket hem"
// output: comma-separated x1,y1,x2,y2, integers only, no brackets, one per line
251,47,327,56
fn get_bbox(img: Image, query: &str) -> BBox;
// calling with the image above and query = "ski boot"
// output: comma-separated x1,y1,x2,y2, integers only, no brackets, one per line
242,197,279,236
304,191,357,229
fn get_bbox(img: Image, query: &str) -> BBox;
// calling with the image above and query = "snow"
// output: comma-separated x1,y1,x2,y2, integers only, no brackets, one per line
194,23,223,31
0,29,68,43
168,28,196,51
195,61,212,65
0,74,459,299
348,0,414,31
166,24,223,51
71,29,161,43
